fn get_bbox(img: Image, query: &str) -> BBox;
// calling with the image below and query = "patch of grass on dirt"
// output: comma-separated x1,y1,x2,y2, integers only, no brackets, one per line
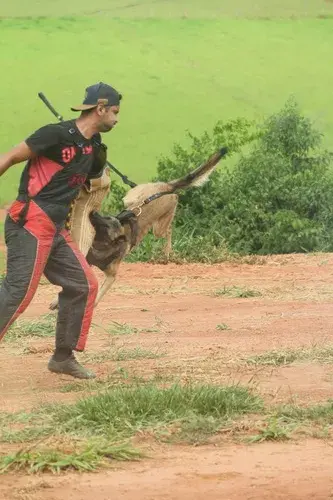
0,411,35,426
276,400,333,424
0,383,262,472
108,322,140,336
249,400,333,441
58,370,148,393
107,321,160,336
176,415,224,444
5,314,56,342
1,427,52,444
0,440,141,474
248,418,294,443
84,347,166,364
54,384,263,440
59,381,104,393
113,347,166,361
213,286,262,298
59,367,177,395
216,323,230,331
245,344,333,366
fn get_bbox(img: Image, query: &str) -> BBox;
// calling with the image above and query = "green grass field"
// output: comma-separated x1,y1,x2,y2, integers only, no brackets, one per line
3,0,333,19
1,1,333,206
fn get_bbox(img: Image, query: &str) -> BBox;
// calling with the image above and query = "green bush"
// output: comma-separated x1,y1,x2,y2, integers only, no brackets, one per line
101,100,333,260
217,98,333,254
154,118,260,226
157,98,333,256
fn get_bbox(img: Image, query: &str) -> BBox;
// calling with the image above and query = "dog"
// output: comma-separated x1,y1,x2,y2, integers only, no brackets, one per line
49,147,228,309
87,147,228,306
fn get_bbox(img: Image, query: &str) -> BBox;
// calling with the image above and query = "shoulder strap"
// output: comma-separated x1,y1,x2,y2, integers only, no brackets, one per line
68,127,84,148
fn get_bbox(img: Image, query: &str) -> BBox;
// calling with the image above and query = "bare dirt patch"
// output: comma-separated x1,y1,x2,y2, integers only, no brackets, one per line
1,206,333,498
1,441,333,500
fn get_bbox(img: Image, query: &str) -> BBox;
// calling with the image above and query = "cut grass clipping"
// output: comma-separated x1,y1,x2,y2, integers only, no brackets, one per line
245,344,333,366
5,314,56,342
213,286,262,298
216,323,230,331
0,384,262,473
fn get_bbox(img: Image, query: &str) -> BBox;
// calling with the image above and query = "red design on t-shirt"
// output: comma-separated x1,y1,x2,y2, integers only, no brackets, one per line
62,146,76,163
28,157,64,197
68,174,87,188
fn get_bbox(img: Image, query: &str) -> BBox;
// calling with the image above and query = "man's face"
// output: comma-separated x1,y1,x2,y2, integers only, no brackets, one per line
98,105,120,133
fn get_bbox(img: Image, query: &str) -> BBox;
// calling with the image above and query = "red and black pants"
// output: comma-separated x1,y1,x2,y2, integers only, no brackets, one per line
0,200,98,351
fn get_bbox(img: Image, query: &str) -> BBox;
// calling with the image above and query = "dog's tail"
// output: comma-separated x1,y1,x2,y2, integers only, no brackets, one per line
168,147,228,192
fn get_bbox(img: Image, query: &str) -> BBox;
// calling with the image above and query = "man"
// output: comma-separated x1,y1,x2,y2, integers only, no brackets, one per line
0,82,121,379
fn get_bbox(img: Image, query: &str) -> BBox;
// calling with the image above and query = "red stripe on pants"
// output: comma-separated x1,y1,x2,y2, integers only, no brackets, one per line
60,229,98,351
0,201,56,339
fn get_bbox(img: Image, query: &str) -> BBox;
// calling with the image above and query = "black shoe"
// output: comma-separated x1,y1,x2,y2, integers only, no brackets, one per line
48,354,96,379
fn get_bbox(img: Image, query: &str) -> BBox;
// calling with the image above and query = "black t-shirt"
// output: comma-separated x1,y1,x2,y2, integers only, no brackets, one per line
18,119,102,225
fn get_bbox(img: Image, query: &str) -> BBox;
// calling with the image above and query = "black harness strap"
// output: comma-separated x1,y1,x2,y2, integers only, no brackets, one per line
68,127,84,152
69,127,137,188
130,190,175,216
142,191,173,205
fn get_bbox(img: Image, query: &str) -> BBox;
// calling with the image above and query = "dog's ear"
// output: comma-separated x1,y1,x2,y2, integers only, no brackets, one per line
89,211,108,229
116,209,137,224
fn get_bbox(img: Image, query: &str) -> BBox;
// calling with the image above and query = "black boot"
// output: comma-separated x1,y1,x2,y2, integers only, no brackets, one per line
48,349,96,379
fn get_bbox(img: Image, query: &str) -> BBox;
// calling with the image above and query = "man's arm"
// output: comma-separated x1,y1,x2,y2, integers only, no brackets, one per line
0,142,36,178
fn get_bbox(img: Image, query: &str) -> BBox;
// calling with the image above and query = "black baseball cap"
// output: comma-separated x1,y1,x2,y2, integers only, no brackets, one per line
71,82,122,112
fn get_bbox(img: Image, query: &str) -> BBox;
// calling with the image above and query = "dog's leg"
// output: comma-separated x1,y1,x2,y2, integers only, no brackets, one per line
153,197,178,260
164,225,173,260
94,259,122,307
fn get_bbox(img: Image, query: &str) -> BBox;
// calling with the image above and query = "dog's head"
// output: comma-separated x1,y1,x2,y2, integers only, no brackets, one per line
115,209,139,249
87,210,139,271
89,211,124,250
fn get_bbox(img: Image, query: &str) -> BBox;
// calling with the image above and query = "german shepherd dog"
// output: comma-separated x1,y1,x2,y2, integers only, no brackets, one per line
86,147,228,306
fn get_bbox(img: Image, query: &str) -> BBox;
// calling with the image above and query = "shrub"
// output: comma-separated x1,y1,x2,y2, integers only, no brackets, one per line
101,99,333,260
217,98,333,254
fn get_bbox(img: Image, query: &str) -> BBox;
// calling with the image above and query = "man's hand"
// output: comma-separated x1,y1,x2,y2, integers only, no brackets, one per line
0,142,36,177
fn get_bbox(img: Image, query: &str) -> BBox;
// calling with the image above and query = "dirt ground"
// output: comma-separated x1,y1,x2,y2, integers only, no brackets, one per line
1,208,333,499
